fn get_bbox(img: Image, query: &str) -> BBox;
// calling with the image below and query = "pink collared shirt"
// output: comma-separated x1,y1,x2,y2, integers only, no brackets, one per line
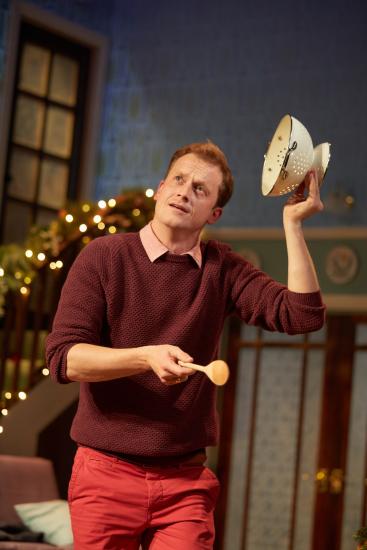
139,223,202,268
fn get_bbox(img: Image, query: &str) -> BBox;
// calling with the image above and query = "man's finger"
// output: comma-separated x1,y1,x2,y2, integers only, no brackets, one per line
164,375,189,385
307,171,321,200
172,347,193,363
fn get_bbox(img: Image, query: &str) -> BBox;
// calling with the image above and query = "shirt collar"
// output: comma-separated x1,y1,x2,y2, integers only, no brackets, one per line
139,223,202,268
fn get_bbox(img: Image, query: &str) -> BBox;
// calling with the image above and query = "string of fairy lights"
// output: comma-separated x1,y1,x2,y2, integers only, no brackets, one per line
0,188,156,435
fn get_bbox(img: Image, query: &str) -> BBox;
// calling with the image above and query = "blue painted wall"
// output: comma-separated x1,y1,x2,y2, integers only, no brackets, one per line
1,0,367,227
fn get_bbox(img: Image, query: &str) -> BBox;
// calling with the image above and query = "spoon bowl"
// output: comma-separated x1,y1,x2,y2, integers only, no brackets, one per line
178,359,230,386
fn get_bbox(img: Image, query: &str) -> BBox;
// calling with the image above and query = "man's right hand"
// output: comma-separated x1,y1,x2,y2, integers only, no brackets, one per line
143,345,195,385
66,343,195,384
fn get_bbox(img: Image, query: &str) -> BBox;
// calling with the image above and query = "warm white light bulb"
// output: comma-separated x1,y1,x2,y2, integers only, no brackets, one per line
18,391,27,400
79,224,88,233
37,253,46,261
145,189,154,198
93,215,102,224
98,200,107,209
108,199,116,207
65,214,74,223
42,368,49,376
25,249,33,258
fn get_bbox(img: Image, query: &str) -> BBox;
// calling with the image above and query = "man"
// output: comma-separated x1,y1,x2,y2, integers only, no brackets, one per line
46,141,325,550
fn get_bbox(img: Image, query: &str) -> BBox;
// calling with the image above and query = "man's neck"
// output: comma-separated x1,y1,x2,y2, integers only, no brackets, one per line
150,220,201,254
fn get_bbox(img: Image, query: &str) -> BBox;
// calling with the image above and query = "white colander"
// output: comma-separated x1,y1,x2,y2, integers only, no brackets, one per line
261,114,331,196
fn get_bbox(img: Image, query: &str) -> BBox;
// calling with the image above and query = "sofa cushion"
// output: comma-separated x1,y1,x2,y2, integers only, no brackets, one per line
14,501,72,547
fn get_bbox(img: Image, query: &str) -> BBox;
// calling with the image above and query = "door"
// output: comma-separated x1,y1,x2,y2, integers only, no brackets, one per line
215,315,367,550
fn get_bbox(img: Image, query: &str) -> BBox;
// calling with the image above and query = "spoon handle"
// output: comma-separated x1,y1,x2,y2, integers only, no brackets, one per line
178,361,206,373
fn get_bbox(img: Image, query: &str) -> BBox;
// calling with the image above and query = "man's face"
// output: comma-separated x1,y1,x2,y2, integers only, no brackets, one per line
154,154,223,232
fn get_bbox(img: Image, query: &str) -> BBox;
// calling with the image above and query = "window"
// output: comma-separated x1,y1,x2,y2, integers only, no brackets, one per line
1,21,90,243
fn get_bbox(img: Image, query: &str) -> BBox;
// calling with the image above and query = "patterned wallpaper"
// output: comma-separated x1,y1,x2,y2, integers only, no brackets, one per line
1,0,367,228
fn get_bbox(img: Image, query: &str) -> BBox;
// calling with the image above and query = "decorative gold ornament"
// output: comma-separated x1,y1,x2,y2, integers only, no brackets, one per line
325,245,359,284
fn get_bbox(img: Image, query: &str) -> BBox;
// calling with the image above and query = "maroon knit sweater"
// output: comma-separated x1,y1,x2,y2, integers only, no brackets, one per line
46,233,325,457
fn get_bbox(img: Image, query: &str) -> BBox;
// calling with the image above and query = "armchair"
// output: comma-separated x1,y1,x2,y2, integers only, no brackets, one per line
0,455,73,550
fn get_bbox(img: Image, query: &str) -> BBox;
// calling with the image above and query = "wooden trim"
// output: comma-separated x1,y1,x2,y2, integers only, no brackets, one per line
0,2,20,212
214,316,241,550
204,230,367,314
0,1,108,211
79,37,108,200
323,294,367,314
312,317,355,550
363,433,367,526
205,227,367,240
240,326,262,550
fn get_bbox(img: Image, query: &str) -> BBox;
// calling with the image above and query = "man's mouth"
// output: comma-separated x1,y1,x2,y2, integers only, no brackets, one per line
169,203,190,214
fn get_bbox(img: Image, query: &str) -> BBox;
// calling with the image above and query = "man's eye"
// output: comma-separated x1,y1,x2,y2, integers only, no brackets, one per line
175,175,183,183
195,185,205,193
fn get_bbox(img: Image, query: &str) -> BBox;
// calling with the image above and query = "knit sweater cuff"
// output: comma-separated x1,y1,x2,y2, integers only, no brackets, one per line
54,342,77,384
287,289,324,308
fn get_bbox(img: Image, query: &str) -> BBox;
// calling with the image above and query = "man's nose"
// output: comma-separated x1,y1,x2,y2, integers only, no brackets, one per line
176,180,192,200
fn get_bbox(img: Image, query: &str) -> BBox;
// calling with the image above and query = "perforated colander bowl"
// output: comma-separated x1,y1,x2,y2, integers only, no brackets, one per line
261,114,331,196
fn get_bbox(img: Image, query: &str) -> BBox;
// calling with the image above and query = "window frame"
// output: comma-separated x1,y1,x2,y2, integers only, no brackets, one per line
0,0,108,241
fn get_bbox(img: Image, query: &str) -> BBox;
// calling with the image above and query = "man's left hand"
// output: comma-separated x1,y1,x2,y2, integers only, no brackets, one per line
283,170,324,225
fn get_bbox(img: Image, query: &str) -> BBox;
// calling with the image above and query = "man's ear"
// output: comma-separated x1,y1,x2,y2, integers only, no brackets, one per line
207,207,223,225
154,180,165,201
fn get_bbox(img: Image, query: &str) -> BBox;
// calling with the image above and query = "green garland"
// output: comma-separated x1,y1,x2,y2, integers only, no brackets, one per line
0,188,155,316
354,527,367,549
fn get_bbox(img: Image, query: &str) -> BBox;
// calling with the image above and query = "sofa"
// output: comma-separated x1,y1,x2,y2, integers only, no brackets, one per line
0,455,73,550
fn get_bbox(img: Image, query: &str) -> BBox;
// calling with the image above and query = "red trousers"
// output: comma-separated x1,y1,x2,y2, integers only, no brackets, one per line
68,446,220,549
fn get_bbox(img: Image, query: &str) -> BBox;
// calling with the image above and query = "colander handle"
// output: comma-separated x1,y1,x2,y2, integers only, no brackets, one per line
280,141,297,180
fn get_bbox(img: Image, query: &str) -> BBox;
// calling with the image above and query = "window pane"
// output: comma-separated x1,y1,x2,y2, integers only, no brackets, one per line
224,348,257,550
261,329,304,343
240,324,259,342
13,95,45,149
8,148,39,201
308,325,326,343
293,350,324,550
49,54,79,106
18,43,51,97
356,324,367,345
43,106,74,158
38,158,69,209
2,200,33,244
35,207,59,228
246,348,303,549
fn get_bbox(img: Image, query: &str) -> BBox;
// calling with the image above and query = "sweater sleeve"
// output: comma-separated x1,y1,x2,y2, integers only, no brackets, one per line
45,238,109,383
225,250,326,335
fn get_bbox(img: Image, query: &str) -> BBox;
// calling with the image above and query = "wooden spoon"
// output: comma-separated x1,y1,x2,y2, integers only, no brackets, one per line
178,360,230,386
